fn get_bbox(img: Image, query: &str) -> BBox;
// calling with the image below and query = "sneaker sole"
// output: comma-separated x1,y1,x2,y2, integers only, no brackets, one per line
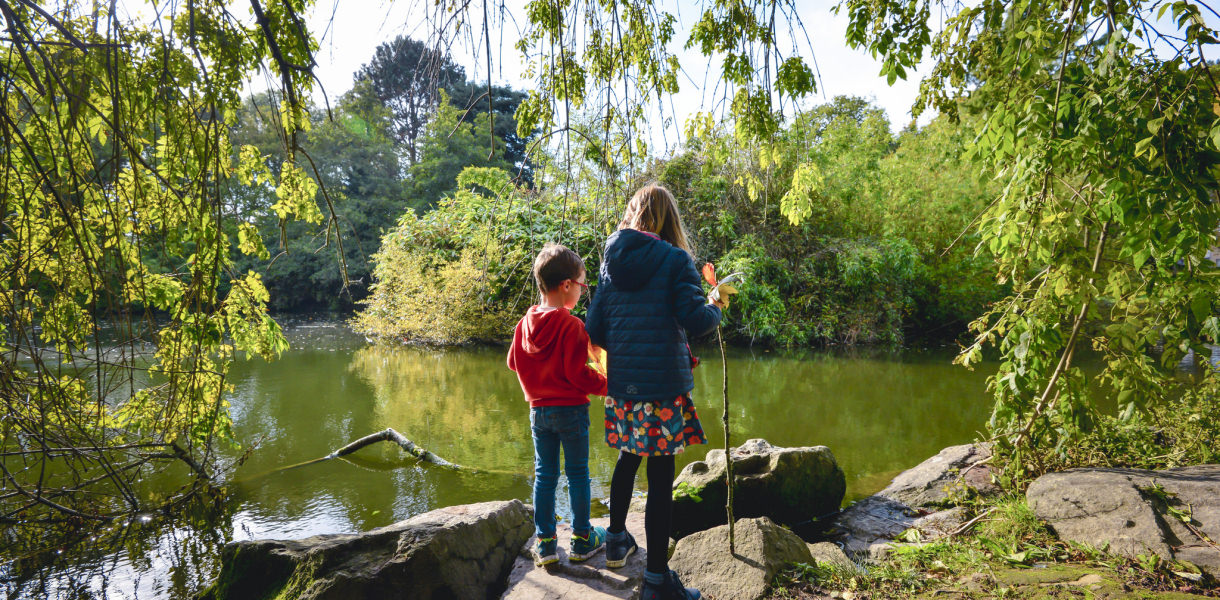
568,543,604,562
604,544,636,568
534,554,558,566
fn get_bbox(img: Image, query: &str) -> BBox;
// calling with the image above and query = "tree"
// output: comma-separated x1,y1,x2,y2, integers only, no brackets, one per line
838,0,1220,480
357,35,537,184
1,0,324,523
355,35,467,163
448,83,537,185
405,92,517,212
231,84,409,311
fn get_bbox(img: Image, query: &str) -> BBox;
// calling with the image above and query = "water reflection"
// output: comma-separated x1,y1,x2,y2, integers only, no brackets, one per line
2,320,995,599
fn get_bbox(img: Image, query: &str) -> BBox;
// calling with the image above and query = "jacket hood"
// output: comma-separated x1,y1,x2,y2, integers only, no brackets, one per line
602,229,675,291
519,306,568,355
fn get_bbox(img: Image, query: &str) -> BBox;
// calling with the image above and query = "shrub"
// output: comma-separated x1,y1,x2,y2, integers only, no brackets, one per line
351,167,603,344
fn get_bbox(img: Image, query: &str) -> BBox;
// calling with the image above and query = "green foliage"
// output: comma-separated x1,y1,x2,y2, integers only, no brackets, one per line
1058,382,1220,471
840,0,1220,477
505,0,819,179
355,35,466,162
230,73,531,312
351,167,605,344
405,92,518,212
673,481,704,502
229,86,409,312
0,0,317,520
657,96,1001,347
355,35,537,181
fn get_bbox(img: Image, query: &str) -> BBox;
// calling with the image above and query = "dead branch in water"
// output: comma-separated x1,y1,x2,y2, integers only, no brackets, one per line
327,428,466,471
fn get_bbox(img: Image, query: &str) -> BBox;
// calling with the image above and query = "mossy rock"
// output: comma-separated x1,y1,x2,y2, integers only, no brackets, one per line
909,565,1206,599
671,438,845,539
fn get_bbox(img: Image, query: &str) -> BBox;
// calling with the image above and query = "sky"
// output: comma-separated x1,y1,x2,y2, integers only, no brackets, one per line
292,0,934,153
109,0,1220,156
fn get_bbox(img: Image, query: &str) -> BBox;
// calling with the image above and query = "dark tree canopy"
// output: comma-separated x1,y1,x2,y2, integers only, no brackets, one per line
356,36,466,162
448,83,536,185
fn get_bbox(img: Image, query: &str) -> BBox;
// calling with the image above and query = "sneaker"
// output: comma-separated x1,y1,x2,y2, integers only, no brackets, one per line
569,525,607,561
640,569,701,600
533,536,558,566
605,530,637,568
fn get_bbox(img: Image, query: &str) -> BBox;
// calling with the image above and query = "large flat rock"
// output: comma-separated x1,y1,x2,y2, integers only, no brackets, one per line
1028,465,1220,576
501,512,648,600
199,500,532,600
878,443,996,507
831,495,968,560
831,444,991,562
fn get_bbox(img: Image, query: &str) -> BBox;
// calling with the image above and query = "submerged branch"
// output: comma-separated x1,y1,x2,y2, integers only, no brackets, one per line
244,428,528,481
328,428,464,470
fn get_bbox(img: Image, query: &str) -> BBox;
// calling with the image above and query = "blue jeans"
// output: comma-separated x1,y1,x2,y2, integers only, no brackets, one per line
531,404,591,538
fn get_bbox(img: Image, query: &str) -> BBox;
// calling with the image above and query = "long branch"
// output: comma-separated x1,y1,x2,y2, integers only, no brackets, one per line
719,326,736,554
242,428,524,481
1012,222,1109,449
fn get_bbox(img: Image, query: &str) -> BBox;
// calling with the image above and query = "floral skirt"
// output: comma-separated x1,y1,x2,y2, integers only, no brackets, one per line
603,394,707,456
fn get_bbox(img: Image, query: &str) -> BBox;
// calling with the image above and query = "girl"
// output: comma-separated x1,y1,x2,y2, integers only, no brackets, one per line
586,184,725,600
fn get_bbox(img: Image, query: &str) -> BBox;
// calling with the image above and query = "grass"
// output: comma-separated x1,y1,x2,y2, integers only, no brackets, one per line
769,495,1218,599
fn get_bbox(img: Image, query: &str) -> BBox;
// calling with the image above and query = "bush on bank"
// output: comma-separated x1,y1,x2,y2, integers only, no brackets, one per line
355,97,1006,347
350,167,605,344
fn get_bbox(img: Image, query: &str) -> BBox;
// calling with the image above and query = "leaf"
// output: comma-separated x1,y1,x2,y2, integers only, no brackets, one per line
1135,136,1154,157
702,263,717,287
1190,294,1212,323
1147,117,1164,135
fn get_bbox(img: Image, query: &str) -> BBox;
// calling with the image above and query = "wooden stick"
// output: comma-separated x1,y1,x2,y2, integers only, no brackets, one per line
719,327,735,554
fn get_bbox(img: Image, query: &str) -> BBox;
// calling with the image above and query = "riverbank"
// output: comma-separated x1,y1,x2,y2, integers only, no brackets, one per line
3,323,1002,600
772,493,1218,599
771,455,1220,599
200,438,1219,599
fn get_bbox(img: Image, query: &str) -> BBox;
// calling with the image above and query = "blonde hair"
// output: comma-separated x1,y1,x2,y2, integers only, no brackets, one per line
618,184,694,256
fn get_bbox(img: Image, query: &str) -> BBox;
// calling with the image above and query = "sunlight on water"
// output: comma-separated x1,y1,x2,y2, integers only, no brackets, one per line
3,318,994,599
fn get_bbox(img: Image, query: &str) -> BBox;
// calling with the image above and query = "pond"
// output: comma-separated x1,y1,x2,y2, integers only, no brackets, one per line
4,317,995,599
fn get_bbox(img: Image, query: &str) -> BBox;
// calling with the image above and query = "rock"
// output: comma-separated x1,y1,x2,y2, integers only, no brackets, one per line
832,495,913,559
806,542,857,572
1027,465,1220,577
826,444,994,562
669,517,813,600
199,500,532,600
878,443,996,507
831,497,970,561
912,505,970,538
671,438,845,539
500,512,647,600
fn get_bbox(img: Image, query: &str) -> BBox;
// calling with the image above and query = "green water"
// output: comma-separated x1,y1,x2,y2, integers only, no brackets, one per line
5,317,994,599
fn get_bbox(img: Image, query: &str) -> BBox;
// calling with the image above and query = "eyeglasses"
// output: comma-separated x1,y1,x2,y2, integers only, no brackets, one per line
571,280,589,292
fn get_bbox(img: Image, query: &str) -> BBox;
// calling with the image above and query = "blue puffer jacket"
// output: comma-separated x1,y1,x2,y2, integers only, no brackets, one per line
585,229,723,401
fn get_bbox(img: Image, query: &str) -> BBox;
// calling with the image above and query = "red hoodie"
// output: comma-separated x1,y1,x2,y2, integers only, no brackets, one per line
507,306,608,407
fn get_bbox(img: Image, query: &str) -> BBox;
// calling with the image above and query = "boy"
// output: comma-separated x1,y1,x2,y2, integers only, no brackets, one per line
508,242,609,566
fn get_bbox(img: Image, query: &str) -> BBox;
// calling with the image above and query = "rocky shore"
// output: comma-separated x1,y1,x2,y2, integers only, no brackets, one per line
199,440,1219,599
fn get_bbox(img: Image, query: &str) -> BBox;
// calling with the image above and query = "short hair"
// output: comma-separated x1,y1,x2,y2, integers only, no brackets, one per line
533,242,585,295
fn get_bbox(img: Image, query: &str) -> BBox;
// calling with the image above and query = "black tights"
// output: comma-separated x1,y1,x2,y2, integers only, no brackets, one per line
608,450,674,574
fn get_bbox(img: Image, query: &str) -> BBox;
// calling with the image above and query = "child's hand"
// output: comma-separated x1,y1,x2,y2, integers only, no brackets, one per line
703,264,741,311
588,343,608,376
